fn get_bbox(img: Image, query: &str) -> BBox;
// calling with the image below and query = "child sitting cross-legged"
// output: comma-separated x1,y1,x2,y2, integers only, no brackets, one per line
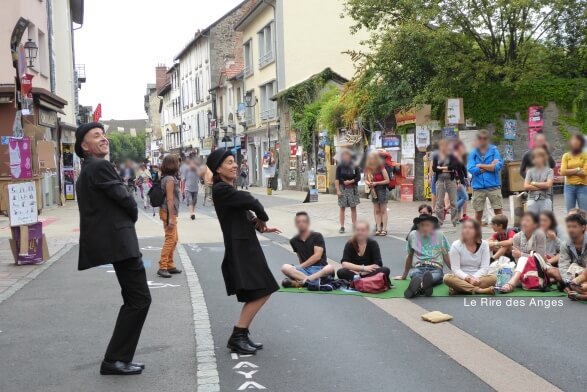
396,214,451,298
487,214,516,261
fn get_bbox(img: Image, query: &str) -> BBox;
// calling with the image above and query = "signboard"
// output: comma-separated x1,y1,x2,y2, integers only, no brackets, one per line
316,174,327,192
8,182,38,227
290,144,298,157
62,143,74,168
446,98,465,125
401,158,415,178
528,128,542,149
11,223,44,265
395,108,416,126
203,137,214,150
9,137,33,179
39,109,58,128
528,106,544,128
504,144,514,161
64,169,75,200
442,126,458,139
401,133,415,159
371,131,382,148
504,119,517,140
415,105,432,125
415,125,430,150
21,73,34,99
382,135,400,149
458,129,478,152
37,141,57,170
309,189,319,202
288,170,296,186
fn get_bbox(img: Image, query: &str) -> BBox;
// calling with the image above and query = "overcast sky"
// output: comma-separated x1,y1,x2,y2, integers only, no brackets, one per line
75,0,243,120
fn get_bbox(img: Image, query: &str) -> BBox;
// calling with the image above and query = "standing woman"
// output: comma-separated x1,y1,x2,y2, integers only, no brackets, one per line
433,140,459,226
207,148,281,355
453,141,470,222
364,152,390,236
157,155,182,279
335,150,361,233
524,147,554,214
561,133,587,212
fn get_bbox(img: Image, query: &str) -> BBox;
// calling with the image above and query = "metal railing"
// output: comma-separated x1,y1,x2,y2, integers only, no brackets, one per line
259,50,274,68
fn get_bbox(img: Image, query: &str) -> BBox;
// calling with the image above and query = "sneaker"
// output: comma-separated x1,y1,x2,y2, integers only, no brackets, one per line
168,267,182,274
422,271,434,297
157,269,171,278
404,277,422,299
459,214,470,223
191,214,195,220
339,226,345,234
281,278,303,288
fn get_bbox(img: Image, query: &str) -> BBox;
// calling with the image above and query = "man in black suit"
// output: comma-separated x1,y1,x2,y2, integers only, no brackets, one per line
75,122,151,375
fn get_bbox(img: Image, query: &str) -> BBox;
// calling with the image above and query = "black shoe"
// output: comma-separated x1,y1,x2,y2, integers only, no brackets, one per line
227,327,257,355
130,362,145,369
339,226,345,234
100,361,142,375
157,269,171,278
247,330,263,350
168,268,182,274
191,214,195,220
422,271,434,297
404,277,422,299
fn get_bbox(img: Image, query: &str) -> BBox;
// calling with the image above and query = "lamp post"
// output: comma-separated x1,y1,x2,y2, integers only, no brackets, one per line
23,39,38,67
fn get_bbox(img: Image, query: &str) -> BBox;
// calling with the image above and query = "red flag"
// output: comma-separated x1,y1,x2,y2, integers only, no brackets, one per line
21,73,34,99
93,104,102,122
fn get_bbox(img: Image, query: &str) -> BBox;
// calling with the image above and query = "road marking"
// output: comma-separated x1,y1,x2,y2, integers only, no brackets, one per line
141,245,162,251
147,281,180,289
178,244,219,392
237,381,266,390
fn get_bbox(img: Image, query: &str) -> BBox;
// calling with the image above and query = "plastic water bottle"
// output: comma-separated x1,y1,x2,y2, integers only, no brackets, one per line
353,275,361,282
497,267,512,290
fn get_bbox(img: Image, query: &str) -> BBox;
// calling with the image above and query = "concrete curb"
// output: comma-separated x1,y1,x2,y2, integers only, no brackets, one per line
178,244,220,392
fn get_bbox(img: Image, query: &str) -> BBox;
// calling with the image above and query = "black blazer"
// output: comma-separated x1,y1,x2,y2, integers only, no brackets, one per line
433,154,463,182
212,181,278,297
76,157,140,270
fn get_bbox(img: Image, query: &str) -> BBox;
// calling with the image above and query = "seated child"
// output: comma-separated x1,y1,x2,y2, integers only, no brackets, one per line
397,214,451,298
487,214,516,261
281,212,334,287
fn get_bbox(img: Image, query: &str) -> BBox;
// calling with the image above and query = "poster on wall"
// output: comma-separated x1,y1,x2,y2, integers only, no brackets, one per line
504,119,517,140
446,98,465,125
382,135,400,150
415,126,430,151
424,154,432,200
458,130,478,152
288,171,296,186
442,126,458,139
401,133,415,158
11,222,44,265
8,182,38,227
316,174,327,192
9,137,33,180
503,144,514,161
528,106,544,128
429,120,441,131
395,108,416,127
371,131,382,148
64,169,76,200
388,150,399,163
62,143,74,168
290,144,298,157
401,158,415,178
415,105,432,125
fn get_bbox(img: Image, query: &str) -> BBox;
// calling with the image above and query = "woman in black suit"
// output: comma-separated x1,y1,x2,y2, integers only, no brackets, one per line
207,148,281,355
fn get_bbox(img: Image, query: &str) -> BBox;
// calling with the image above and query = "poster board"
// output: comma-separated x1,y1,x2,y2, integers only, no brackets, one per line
401,133,415,158
415,104,432,125
9,137,33,179
446,98,465,125
316,174,327,192
395,108,416,127
8,181,38,226
37,140,57,170
458,129,478,152
504,120,517,140
415,125,430,151
10,223,47,265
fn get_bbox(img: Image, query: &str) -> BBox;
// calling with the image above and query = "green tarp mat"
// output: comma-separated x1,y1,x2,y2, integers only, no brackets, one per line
278,279,568,299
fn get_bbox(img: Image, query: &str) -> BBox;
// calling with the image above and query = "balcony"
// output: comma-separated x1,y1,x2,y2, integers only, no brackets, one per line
244,63,253,77
75,64,86,89
260,107,276,121
245,110,255,126
259,50,274,69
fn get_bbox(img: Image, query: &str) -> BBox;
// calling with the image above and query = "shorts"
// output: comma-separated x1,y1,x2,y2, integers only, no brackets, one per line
186,191,198,206
431,175,437,196
371,186,389,204
338,186,360,208
472,188,503,212
295,265,326,276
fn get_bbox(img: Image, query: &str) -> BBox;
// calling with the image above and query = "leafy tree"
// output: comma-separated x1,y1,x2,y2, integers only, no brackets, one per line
107,132,147,164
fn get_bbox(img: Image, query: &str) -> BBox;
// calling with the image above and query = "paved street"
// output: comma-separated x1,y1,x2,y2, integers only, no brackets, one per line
1,189,586,392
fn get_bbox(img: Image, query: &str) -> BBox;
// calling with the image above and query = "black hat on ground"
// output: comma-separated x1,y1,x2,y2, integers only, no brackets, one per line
206,148,233,174
75,122,104,158
413,214,440,227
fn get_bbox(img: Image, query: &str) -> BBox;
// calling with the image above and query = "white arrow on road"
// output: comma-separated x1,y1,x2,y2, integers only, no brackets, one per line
237,381,266,390
147,281,180,289
236,370,258,379
233,361,258,369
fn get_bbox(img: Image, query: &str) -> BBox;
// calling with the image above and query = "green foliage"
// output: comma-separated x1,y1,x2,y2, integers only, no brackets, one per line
107,132,147,164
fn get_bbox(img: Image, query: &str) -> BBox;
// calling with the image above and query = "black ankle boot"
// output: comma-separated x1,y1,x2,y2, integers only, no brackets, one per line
246,329,263,350
227,327,257,355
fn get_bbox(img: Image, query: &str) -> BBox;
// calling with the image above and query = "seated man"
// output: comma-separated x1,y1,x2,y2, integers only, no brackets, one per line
397,214,451,298
568,268,587,301
557,213,587,288
487,214,515,261
281,212,334,287
406,204,434,240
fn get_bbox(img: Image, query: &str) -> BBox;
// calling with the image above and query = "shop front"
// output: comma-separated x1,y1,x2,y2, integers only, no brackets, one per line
245,125,278,188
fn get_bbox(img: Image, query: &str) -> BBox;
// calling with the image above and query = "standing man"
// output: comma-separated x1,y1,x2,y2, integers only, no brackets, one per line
200,164,214,206
185,159,200,220
519,132,556,178
467,130,504,223
179,157,190,201
75,122,151,376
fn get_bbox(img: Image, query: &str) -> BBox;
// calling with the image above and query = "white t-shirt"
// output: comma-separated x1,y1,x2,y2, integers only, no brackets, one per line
449,240,491,279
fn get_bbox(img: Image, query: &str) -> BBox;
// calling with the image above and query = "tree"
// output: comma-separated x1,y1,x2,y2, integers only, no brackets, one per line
107,132,147,164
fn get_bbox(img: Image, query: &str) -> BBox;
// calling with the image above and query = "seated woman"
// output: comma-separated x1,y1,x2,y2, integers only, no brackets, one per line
500,212,547,293
540,211,562,266
444,219,496,295
337,221,392,285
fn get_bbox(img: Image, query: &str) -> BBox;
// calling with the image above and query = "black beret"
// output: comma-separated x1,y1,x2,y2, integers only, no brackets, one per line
206,148,233,174
413,214,440,227
75,122,104,158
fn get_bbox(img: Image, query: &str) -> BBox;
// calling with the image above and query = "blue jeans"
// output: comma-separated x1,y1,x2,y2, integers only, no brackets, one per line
564,184,587,212
430,175,437,196
295,265,325,276
457,184,468,213
409,266,444,286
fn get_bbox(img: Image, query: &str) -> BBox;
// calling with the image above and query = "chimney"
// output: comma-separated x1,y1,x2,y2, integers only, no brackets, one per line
155,64,168,91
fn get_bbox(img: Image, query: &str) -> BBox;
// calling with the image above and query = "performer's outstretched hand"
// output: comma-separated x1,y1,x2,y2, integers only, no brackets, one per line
264,227,282,234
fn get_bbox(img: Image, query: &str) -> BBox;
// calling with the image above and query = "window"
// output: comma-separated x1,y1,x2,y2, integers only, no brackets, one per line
260,82,276,120
258,23,275,68
244,40,253,77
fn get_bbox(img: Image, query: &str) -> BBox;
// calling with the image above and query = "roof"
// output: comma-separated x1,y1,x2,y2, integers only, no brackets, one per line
235,0,274,31
273,68,348,100
102,119,149,134
175,0,251,60
158,82,171,96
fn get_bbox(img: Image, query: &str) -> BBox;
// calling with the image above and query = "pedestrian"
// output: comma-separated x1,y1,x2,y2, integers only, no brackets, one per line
364,151,390,236
561,133,587,212
207,148,281,355
467,129,504,223
150,164,160,217
239,159,249,190
199,164,214,206
184,159,200,221
136,164,152,210
519,133,556,178
453,140,470,222
74,122,151,375
335,149,361,233
157,155,183,278
524,147,554,214
179,157,189,201
433,139,459,226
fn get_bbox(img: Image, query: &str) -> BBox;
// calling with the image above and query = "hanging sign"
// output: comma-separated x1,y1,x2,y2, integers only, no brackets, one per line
528,106,544,128
415,125,430,151
401,133,415,159
9,137,33,179
21,73,34,99
504,119,517,140
442,126,458,139
8,182,38,227
446,98,465,125
64,169,76,200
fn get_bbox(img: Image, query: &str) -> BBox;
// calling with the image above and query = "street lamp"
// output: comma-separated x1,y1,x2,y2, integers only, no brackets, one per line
24,39,38,67
244,91,258,107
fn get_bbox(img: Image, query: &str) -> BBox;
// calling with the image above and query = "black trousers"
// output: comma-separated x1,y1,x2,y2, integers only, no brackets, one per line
337,266,391,283
104,257,151,363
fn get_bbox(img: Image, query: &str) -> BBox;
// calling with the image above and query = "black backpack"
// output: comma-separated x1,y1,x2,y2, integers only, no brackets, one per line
147,180,165,207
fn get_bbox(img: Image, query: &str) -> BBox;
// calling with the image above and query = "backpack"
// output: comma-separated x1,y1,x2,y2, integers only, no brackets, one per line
520,252,551,291
147,180,165,207
377,150,400,190
350,272,390,293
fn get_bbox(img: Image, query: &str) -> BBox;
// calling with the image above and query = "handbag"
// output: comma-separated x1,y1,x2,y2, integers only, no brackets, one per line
350,272,390,294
